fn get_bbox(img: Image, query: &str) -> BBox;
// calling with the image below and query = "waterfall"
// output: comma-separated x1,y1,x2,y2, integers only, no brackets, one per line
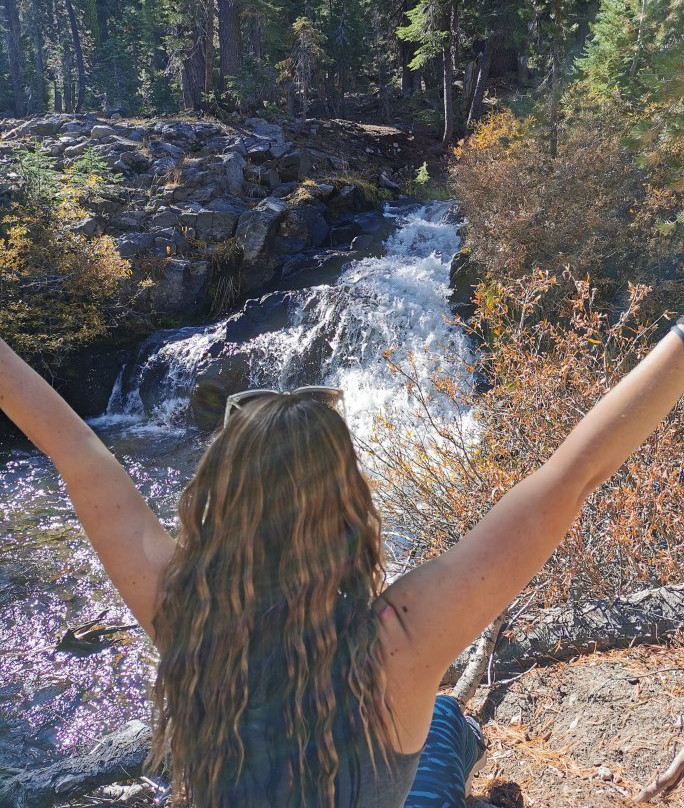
96,201,471,443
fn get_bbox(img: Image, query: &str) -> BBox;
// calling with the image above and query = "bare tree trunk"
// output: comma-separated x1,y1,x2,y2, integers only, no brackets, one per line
64,0,86,112
466,39,491,128
249,11,263,60
217,0,241,92
180,0,208,110
29,0,47,112
95,0,108,44
2,0,26,115
205,0,215,97
62,46,74,112
441,1,455,148
549,0,564,158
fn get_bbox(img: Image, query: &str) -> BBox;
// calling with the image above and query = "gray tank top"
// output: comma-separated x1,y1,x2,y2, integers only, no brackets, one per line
239,703,422,807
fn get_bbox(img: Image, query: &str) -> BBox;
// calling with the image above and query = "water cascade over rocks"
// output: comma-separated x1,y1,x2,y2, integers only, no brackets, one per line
101,200,470,442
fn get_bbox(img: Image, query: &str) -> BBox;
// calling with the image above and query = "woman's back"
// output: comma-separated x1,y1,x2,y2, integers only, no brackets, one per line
239,699,421,808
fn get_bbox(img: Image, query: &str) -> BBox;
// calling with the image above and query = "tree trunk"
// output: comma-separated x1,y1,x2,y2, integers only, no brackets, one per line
441,1,456,148
62,46,74,112
95,0,108,44
217,0,241,92
64,0,86,112
629,0,647,78
180,0,208,111
549,0,564,158
249,10,263,60
401,0,420,96
2,0,26,115
29,0,47,113
466,39,491,128
441,585,684,687
205,0,215,97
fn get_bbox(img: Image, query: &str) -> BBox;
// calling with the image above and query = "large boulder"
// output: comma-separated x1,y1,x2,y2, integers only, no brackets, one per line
195,207,240,241
63,141,90,159
278,203,329,251
90,124,116,139
277,150,312,181
245,118,284,143
222,152,246,194
234,197,288,290
6,115,65,138
148,258,211,316
115,232,155,257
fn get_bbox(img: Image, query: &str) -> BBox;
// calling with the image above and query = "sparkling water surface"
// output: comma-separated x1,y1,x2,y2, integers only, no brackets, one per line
0,201,468,766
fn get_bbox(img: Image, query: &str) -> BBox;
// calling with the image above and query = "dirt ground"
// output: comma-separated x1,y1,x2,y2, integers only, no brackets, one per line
466,643,684,807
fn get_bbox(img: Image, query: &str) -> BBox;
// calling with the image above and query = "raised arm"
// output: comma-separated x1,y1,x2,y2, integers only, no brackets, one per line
380,326,684,690
0,338,176,639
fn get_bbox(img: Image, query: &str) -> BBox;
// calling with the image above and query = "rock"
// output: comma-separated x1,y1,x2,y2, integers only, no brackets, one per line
72,216,100,237
149,156,177,176
7,115,64,138
195,208,240,241
350,234,376,252
155,141,184,158
449,249,480,315
277,150,312,181
247,143,272,164
148,258,211,316
118,150,151,172
262,168,281,189
597,766,613,781
269,141,292,160
278,204,329,250
63,141,90,159
222,152,246,194
327,184,365,215
115,232,155,257
379,172,401,192
234,196,288,290
113,210,147,230
53,345,134,419
150,207,181,229
307,181,335,201
272,181,299,198
154,120,198,143
90,124,116,139
189,184,220,204
60,121,87,135
245,118,284,142
152,227,187,254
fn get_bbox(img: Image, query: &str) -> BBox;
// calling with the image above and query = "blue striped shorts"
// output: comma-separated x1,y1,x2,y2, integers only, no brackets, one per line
404,695,485,808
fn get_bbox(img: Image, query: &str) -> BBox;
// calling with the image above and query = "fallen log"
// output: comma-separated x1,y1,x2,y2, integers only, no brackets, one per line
441,585,684,687
0,720,152,808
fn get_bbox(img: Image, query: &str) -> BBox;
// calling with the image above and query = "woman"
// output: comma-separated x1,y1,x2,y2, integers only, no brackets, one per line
0,318,682,808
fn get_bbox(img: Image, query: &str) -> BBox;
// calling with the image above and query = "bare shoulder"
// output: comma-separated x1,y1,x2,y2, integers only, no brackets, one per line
372,595,445,754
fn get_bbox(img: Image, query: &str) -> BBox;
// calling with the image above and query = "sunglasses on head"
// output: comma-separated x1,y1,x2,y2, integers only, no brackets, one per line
223,386,345,427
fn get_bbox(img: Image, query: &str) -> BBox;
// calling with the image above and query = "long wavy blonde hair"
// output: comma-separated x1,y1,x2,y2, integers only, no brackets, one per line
149,394,393,807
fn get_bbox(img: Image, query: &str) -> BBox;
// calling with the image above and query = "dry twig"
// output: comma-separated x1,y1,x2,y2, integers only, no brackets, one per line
634,746,684,802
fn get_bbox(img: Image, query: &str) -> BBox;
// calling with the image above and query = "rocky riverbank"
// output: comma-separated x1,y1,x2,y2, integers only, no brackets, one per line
0,112,440,422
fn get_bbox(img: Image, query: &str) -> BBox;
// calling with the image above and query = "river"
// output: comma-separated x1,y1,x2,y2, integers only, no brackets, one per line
0,200,468,770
